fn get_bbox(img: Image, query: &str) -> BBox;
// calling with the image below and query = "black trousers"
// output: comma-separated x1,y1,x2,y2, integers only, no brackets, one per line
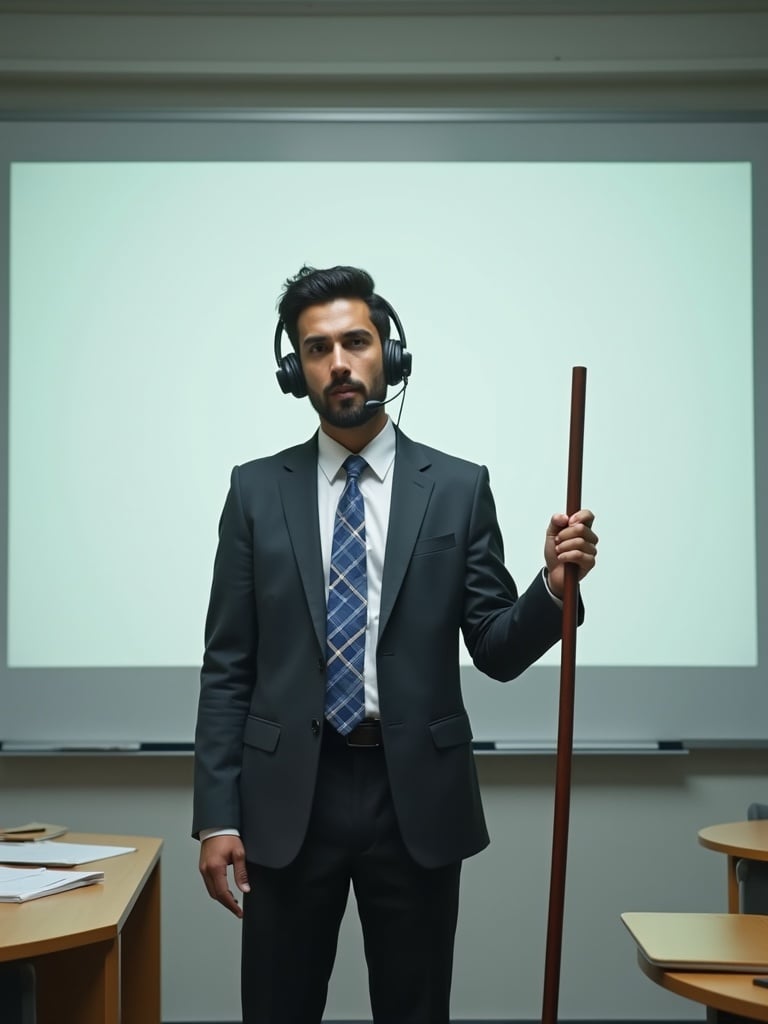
241,728,462,1023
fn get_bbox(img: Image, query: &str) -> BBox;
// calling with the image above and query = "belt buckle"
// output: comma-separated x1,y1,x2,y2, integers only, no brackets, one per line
346,720,381,748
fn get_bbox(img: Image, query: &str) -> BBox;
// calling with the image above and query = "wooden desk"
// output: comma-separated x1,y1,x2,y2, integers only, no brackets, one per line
699,821,768,912
0,832,162,1024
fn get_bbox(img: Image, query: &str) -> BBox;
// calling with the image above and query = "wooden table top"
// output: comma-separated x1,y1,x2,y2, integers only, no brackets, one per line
0,832,162,962
699,820,768,861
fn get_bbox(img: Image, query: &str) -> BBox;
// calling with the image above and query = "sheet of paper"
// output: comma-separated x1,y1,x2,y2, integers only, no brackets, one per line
0,841,135,866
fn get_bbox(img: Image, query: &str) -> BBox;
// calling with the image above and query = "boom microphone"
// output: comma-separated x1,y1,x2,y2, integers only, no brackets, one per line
364,383,407,409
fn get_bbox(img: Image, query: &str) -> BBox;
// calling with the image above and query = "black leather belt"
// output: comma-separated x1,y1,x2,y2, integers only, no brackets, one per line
344,719,382,748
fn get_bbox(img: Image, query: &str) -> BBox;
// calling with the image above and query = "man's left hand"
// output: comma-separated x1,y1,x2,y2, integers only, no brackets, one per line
544,509,598,599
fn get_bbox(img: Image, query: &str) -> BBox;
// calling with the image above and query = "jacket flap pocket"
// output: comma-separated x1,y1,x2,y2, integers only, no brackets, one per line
243,715,280,753
413,533,456,557
429,712,473,749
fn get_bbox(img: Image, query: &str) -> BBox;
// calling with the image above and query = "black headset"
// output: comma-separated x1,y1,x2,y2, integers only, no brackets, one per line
274,297,412,399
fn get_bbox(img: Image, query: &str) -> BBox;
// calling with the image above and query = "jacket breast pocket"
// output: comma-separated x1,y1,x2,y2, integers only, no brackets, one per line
243,715,281,753
412,533,456,557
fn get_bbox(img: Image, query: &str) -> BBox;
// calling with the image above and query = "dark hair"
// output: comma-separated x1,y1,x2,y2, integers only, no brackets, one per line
277,265,391,349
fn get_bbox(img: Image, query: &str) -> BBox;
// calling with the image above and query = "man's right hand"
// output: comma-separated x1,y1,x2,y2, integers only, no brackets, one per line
199,834,251,918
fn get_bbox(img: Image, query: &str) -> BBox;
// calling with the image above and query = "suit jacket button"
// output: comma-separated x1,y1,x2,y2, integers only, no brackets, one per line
311,719,321,736
317,656,325,672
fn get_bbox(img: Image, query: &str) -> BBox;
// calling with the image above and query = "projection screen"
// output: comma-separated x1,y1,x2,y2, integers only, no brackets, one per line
0,114,764,747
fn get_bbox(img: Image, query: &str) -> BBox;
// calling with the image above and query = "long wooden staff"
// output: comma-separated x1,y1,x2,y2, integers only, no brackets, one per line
541,366,587,1024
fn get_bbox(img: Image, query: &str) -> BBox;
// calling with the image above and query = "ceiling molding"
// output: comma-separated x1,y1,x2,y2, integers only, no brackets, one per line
1,0,768,14
2,57,768,76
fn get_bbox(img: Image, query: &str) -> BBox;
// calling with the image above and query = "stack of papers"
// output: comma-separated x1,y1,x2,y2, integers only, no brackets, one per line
0,864,104,902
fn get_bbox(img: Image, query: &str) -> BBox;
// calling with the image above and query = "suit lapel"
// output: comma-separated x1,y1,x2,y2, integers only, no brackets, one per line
379,431,434,639
278,435,327,653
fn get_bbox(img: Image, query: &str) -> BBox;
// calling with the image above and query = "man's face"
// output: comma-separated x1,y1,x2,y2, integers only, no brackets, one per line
297,298,387,430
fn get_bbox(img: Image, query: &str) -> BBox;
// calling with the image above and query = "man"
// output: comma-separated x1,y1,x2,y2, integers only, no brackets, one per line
193,265,598,1023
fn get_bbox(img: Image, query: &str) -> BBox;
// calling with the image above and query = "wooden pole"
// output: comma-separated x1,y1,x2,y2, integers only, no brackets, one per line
541,366,587,1024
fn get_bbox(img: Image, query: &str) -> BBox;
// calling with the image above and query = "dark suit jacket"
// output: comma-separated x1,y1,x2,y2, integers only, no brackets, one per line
192,428,570,869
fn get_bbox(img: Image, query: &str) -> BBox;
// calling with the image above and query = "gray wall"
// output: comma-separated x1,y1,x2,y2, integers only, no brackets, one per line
1,3,767,1021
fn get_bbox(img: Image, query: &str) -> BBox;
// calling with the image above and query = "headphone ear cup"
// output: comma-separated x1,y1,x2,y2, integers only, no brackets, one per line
382,338,404,387
276,351,307,399
382,337,412,387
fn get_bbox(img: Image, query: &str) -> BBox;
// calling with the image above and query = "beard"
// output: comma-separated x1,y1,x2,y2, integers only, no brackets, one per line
308,372,387,429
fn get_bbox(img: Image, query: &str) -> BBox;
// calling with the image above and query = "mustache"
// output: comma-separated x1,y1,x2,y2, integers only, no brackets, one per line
325,379,365,397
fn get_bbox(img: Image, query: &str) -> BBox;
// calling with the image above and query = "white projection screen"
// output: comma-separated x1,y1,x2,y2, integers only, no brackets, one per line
0,114,765,748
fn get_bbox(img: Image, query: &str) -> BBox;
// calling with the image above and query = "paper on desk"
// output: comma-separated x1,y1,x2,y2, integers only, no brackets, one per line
0,864,104,901
0,841,135,867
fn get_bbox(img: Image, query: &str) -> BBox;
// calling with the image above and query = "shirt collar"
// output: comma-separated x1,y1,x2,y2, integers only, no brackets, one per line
317,418,396,485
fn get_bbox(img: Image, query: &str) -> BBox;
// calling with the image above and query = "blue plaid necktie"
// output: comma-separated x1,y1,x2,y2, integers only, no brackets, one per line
325,454,368,735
